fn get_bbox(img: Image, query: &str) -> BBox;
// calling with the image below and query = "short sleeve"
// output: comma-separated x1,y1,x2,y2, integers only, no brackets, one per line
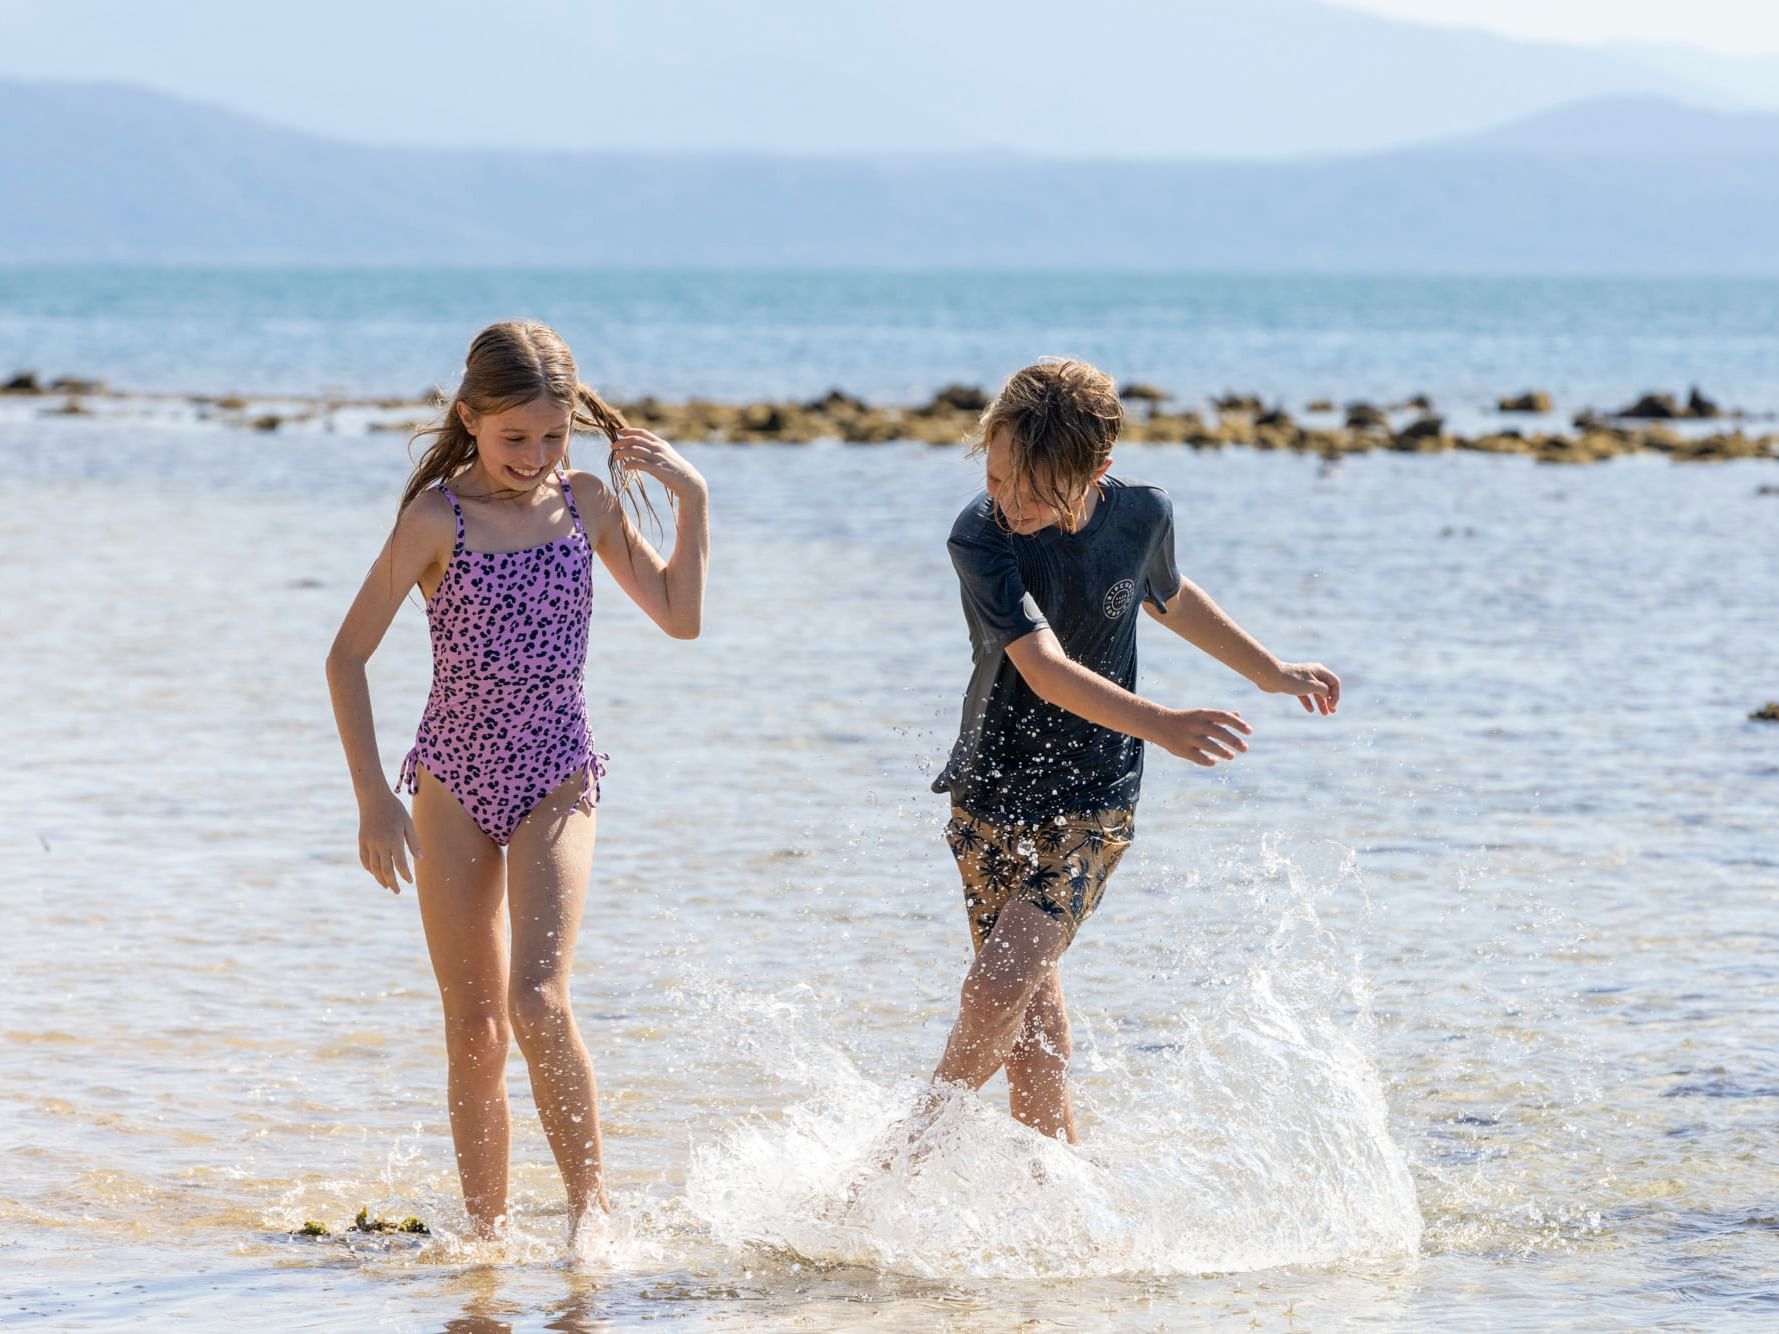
949,528,1048,655
1141,490,1182,612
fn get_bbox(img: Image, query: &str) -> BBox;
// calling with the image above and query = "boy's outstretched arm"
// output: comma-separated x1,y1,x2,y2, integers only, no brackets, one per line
1005,630,1252,767
1144,577,1341,715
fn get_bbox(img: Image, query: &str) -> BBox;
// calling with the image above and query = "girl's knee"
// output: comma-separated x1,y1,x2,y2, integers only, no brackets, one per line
443,1009,510,1068
507,980,573,1044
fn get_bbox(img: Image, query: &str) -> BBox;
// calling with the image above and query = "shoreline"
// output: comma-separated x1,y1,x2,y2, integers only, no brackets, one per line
3,376,1776,463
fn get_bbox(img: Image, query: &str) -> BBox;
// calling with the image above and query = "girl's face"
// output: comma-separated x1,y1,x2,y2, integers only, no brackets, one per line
459,394,572,492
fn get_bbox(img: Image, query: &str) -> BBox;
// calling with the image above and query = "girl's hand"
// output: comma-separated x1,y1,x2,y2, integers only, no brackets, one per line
610,429,706,500
1265,661,1341,715
358,790,421,894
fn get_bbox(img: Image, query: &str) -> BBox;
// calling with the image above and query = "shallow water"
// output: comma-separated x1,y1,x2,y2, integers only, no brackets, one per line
2,421,1777,1329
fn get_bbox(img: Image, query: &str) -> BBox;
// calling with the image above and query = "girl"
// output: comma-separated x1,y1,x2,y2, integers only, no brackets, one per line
325,321,709,1241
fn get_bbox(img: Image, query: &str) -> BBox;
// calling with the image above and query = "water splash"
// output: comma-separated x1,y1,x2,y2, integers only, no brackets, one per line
684,836,1421,1278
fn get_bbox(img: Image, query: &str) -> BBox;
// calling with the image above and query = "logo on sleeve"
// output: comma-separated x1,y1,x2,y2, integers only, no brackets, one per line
1103,578,1135,619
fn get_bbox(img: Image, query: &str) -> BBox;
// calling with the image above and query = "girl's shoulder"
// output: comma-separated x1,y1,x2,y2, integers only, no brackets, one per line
564,467,619,519
564,467,614,501
393,486,459,555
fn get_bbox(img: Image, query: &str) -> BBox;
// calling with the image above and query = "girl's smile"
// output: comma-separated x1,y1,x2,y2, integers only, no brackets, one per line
456,393,573,494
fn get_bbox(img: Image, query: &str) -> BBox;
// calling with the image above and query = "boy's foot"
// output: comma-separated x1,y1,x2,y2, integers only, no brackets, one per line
568,1204,614,1257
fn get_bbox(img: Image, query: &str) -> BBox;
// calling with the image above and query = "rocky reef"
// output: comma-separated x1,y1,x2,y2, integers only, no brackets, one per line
5,373,1776,463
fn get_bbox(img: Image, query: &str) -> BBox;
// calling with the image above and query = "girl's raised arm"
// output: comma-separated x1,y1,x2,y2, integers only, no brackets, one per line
324,492,456,892
584,430,709,640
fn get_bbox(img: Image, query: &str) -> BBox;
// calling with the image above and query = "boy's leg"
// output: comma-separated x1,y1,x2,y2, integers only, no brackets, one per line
932,898,1070,1093
1004,968,1075,1141
938,805,1132,1140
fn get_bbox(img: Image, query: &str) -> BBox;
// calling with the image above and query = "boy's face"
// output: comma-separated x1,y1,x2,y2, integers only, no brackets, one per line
983,425,1108,535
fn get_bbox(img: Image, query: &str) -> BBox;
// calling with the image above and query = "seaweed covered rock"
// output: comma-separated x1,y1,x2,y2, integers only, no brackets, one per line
1213,391,1264,415
1345,401,1389,431
1615,392,1682,419
1118,382,1169,404
1499,390,1552,413
923,384,988,414
803,388,868,414
353,1206,429,1235
739,403,788,434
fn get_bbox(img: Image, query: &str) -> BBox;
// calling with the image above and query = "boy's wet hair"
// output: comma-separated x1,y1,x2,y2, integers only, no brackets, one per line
972,358,1123,533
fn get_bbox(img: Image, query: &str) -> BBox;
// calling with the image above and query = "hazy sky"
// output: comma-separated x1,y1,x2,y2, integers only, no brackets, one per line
1336,0,1779,56
1,0,1775,156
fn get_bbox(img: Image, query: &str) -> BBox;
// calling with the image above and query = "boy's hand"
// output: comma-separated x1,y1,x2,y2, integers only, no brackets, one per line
1155,709,1253,767
1265,662,1341,715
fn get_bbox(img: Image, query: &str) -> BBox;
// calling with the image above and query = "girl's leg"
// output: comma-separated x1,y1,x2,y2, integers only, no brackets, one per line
1003,968,1076,1142
504,773,606,1224
412,770,512,1235
932,900,1070,1095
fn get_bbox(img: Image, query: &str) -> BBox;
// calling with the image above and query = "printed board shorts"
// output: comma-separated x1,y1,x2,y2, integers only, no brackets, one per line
944,804,1136,951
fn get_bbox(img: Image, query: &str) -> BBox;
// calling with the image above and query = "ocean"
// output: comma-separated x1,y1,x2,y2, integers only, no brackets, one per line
3,267,1779,414
1,269,1777,1329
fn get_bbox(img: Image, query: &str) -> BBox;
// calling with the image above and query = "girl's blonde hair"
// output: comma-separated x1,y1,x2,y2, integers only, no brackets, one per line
973,357,1123,533
401,321,648,529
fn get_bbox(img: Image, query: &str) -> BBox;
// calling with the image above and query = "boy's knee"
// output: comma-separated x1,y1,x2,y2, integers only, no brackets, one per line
1015,995,1070,1060
1024,1010,1060,1060
960,968,1034,1027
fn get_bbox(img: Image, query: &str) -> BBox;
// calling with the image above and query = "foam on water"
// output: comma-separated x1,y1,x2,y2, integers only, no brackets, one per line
683,836,1422,1278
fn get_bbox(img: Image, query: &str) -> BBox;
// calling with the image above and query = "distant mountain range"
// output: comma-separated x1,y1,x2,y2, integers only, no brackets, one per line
8,0,1779,160
3,81,1777,274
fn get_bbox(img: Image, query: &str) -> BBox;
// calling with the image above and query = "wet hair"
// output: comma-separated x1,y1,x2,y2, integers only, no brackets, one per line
972,357,1123,533
400,321,650,534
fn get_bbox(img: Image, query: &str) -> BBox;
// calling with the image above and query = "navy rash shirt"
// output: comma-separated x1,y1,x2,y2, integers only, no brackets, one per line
932,476,1182,823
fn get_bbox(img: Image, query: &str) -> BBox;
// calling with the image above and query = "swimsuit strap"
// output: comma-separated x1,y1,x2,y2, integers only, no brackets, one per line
557,469,587,541
437,484,465,557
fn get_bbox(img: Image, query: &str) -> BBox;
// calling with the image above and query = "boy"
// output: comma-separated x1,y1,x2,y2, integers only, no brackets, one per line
926,357,1339,1143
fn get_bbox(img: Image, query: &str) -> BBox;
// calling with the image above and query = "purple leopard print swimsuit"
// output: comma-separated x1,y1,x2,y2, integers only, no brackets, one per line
397,471,607,845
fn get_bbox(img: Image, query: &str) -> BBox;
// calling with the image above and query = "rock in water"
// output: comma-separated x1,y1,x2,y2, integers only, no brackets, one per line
1119,382,1170,404
1616,392,1681,419
926,384,988,413
1345,402,1388,431
1214,392,1264,414
1499,391,1553,413
1686,386,1721,419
